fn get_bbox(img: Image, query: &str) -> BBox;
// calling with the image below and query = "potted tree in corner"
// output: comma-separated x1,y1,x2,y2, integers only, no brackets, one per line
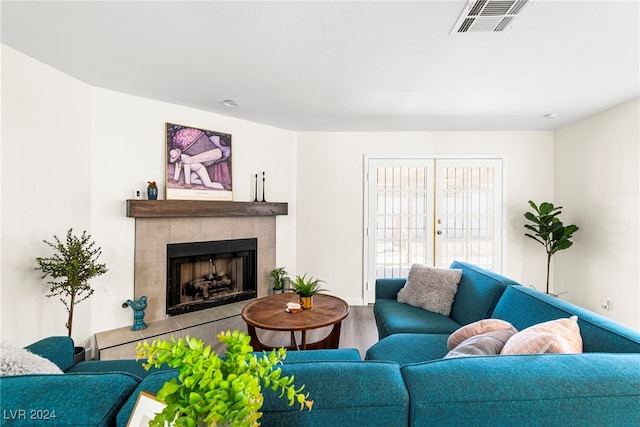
291,273,328,309
35,228,108,364
269,267,289,294
524,201,579,295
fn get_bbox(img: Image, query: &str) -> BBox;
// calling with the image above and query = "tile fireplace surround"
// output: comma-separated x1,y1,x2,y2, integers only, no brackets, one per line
94,200,287,360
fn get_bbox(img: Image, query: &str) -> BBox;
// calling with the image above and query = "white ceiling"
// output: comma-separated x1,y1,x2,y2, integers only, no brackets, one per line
1,0,639,131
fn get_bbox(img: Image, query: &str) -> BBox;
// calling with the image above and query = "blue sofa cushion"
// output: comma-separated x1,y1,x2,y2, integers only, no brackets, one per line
2,373,139,426
260,361,409,427
373,262,518,339
365,334,450,365
402,353,640,427
275,348,362,362
375,277,407,300
116,348,363,426
492,286,640,353
373,299,461,339
67,359,175,380
25,336,74,372
117,361,409,427
448,261,519,326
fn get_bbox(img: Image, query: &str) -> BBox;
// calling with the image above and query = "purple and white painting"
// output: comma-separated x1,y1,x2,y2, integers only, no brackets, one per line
166,123,232,201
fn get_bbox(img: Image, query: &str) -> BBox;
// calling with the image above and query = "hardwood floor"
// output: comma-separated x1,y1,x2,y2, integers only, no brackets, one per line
97,303,378,360
255,305,379,358
337,305,379,358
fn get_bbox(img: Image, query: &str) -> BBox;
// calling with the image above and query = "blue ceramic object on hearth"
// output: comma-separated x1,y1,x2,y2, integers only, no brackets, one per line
123,296,148,331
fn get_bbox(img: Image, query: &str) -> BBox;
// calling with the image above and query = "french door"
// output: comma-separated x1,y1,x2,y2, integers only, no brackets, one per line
364,157,503,303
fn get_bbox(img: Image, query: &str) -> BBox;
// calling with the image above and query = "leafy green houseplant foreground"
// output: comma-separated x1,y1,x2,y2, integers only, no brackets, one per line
136,331,313,427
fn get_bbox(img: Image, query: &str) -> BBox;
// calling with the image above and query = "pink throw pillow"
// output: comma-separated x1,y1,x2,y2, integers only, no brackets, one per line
501,316,583,355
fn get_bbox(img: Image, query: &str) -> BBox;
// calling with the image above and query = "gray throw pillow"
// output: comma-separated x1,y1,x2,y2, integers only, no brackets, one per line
396,264,462,316
444,328,517,359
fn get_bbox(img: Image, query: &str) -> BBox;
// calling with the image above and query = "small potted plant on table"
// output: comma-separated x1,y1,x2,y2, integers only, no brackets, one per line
291,273,327,309
269,267,289,294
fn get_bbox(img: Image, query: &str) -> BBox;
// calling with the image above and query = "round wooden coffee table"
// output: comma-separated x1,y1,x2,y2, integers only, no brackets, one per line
241,293,350,351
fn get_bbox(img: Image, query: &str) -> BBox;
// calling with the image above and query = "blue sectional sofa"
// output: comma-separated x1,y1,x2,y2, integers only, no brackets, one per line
1,340,404,427
2,261,639,426
1,337,150,426
366,261,640,426
369,260,521,365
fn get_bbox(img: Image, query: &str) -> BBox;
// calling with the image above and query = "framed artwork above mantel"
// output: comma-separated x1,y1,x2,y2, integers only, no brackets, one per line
166,122,232,201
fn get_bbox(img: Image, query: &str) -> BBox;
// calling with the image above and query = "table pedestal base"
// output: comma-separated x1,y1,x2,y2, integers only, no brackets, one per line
247,321,343,351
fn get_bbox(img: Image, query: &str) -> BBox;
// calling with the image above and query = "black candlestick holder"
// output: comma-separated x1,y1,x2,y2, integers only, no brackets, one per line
253,173,259,202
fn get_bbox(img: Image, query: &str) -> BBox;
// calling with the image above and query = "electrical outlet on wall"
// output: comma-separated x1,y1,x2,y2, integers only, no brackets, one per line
600,299,612,311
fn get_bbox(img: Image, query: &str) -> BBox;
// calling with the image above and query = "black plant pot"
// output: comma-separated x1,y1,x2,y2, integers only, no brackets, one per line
74,346,86,365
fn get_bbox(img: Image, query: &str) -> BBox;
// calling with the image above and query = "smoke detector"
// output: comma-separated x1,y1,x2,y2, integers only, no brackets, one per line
451,0,533,33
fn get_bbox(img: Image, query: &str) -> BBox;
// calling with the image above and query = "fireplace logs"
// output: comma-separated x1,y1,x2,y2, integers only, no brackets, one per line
166,239,257,316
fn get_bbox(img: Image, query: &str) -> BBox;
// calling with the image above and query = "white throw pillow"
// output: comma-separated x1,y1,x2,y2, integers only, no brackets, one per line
397,264,463,316
0,340,64,376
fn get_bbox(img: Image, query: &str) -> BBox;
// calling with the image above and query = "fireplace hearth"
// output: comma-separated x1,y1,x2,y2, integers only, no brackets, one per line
166,238,257,316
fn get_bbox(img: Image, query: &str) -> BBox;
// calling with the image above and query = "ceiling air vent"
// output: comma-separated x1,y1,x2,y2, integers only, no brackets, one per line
451,0,533,34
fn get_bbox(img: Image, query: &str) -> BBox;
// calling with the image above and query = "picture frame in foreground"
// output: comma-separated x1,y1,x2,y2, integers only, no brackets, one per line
126,391,167,427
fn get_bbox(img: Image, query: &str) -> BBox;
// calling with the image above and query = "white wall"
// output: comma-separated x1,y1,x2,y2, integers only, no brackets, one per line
296,132,555,305
555,98,640,329
1,45,92,345
1,45,298,347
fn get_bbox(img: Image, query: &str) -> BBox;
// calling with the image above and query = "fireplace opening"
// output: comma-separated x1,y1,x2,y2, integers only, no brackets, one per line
166,238,257,316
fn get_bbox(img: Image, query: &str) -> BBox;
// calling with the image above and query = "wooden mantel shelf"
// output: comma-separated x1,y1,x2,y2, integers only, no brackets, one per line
126,200,288,218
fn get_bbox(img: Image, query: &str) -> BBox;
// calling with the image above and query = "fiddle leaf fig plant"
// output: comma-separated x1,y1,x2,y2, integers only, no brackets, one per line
524,201,579,294
35,228,108,337
136,330,313,427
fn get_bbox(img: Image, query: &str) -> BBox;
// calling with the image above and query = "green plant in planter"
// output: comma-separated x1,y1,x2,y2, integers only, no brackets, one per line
35,228,108,337
136,330,313,427
291,274,327,297
524,200,579,295
269,267,289,291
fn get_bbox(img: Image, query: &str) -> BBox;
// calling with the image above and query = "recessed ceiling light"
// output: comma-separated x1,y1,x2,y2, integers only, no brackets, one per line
222,100,239,108
543,113,559,119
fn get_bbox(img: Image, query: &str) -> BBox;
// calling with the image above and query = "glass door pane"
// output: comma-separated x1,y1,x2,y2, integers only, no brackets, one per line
434,159,502,271
365,157,503,304
365,159,434,303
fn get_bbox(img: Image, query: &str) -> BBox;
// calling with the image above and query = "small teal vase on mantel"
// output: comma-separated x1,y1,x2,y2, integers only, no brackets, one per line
147,181,158,200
